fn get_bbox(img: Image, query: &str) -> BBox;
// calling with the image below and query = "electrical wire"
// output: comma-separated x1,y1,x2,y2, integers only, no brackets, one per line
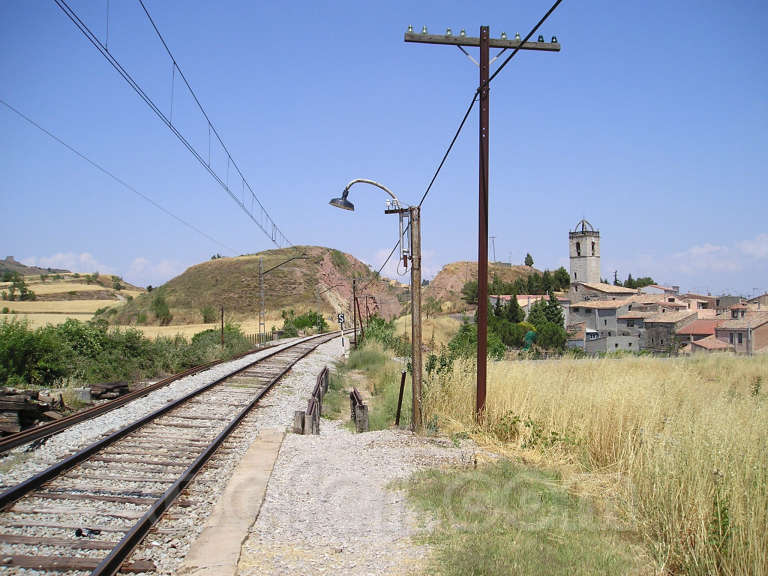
486,0,563,86
0,98,236,253
364,0,564,298
52,0,292,250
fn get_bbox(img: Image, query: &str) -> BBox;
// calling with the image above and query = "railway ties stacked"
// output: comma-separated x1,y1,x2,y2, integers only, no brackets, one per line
0,332,339,575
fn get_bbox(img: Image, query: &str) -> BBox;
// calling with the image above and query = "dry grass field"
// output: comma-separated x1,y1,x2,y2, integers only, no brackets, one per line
423,354,768,575
394,313,462,349
133,314,286,339
1,300,121,314
7,313,95,328
1,281,107,295
1,275,143,328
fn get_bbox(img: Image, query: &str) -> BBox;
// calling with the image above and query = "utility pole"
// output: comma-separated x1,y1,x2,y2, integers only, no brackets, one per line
259,256,265,343
352,278,358,349
410,206,423,432
490,235,496,263
406,26,560,420
220,306,224,346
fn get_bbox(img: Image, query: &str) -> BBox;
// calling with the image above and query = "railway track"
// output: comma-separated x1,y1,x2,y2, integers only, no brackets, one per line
0,341,282,456
0,331,341,575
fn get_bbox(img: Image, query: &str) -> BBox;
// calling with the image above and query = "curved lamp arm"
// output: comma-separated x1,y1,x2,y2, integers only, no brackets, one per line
344,178,403,208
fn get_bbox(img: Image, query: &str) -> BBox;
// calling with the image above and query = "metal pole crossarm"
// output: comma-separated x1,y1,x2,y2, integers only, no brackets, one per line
405,32,560,51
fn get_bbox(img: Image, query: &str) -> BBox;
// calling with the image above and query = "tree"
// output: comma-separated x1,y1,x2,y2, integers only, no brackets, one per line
527,299,549,330
544,290,564,326
537,322,567,350
151,294,172,325
504,295,525,323
541,270,553,293
524,253,534,267
553,267,570,290
424,296,441,319
493,296,504,318
461,280,478,305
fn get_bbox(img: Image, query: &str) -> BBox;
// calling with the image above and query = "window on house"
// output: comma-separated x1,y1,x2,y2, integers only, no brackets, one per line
591,241,595,255
604,320,607,326
627,320,635,327
668,298,674,302
730,333,734,344
738,333,743,344
661,338,664,345
629,342,632,347
576,242,581,256
574,272,578,281
615,343,619,348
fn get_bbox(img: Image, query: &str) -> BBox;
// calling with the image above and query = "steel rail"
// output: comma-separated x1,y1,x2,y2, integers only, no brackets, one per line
0,331,337,511
0,340,283,455
91,332,336,575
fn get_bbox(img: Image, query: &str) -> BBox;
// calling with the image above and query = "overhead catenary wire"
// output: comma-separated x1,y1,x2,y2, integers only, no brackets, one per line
0,98,236,253
52,0,292,251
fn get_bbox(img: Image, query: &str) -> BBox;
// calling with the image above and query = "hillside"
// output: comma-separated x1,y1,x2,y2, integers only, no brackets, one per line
0,256,68,277
1,270,145,329
112,246,408,327
425,261,539,311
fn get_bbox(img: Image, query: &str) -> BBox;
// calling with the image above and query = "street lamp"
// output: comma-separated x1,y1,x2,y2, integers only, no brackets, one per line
329,178,423,433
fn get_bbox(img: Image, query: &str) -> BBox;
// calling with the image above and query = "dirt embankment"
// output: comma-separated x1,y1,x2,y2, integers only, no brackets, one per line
425,261,538,311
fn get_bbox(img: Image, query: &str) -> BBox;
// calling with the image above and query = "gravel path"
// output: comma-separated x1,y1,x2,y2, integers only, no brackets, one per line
0,337,310,489
237,420,476,576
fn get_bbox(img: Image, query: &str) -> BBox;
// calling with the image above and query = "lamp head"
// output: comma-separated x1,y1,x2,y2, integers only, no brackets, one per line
329,189,355,211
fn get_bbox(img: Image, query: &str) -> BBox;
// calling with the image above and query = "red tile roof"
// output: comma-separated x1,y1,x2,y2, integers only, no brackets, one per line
691,335,733,351
676,319,722,336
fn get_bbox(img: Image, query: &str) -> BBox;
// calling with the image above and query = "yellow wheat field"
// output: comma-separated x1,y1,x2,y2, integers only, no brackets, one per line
423,354,768,575
5,282,109,295
6,313,95,328
1,300,121,314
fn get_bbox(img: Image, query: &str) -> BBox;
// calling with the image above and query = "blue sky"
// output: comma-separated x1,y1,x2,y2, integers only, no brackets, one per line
1,0,766,296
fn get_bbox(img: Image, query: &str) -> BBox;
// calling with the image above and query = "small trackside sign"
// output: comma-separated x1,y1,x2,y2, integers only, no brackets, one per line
337,313,345,325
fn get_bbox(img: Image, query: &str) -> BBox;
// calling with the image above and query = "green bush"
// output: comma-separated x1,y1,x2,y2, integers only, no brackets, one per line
151,293,173,325
0,317,253,388
280,309,328,336
362,316,410,357
200,305,217,323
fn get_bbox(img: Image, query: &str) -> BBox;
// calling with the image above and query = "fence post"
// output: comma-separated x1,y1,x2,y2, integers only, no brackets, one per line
293,410,305,434
395,370,406,427
355,404,369,433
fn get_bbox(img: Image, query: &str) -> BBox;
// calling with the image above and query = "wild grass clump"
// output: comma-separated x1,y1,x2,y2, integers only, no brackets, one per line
406,460,641,576
325,342,411,430
423,354,768,574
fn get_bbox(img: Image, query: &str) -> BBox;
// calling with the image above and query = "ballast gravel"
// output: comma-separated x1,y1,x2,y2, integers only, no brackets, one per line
237,420,476,576
126,337,350,575
0,337,306,489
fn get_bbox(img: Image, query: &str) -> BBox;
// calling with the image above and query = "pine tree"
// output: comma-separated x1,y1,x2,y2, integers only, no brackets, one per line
505,294,525,323
544,289,564,326
527,299,548,330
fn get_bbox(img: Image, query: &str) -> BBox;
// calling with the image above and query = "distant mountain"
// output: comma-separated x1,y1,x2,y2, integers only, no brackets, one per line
112,246,408,326
0,256,69,277
425,261,539,312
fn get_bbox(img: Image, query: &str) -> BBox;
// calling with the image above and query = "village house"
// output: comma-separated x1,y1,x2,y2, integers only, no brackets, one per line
714,312,768,354
642,310,698,353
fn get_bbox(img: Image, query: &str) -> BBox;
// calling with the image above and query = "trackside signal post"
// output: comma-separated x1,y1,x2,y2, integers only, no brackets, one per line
405,26,560,420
